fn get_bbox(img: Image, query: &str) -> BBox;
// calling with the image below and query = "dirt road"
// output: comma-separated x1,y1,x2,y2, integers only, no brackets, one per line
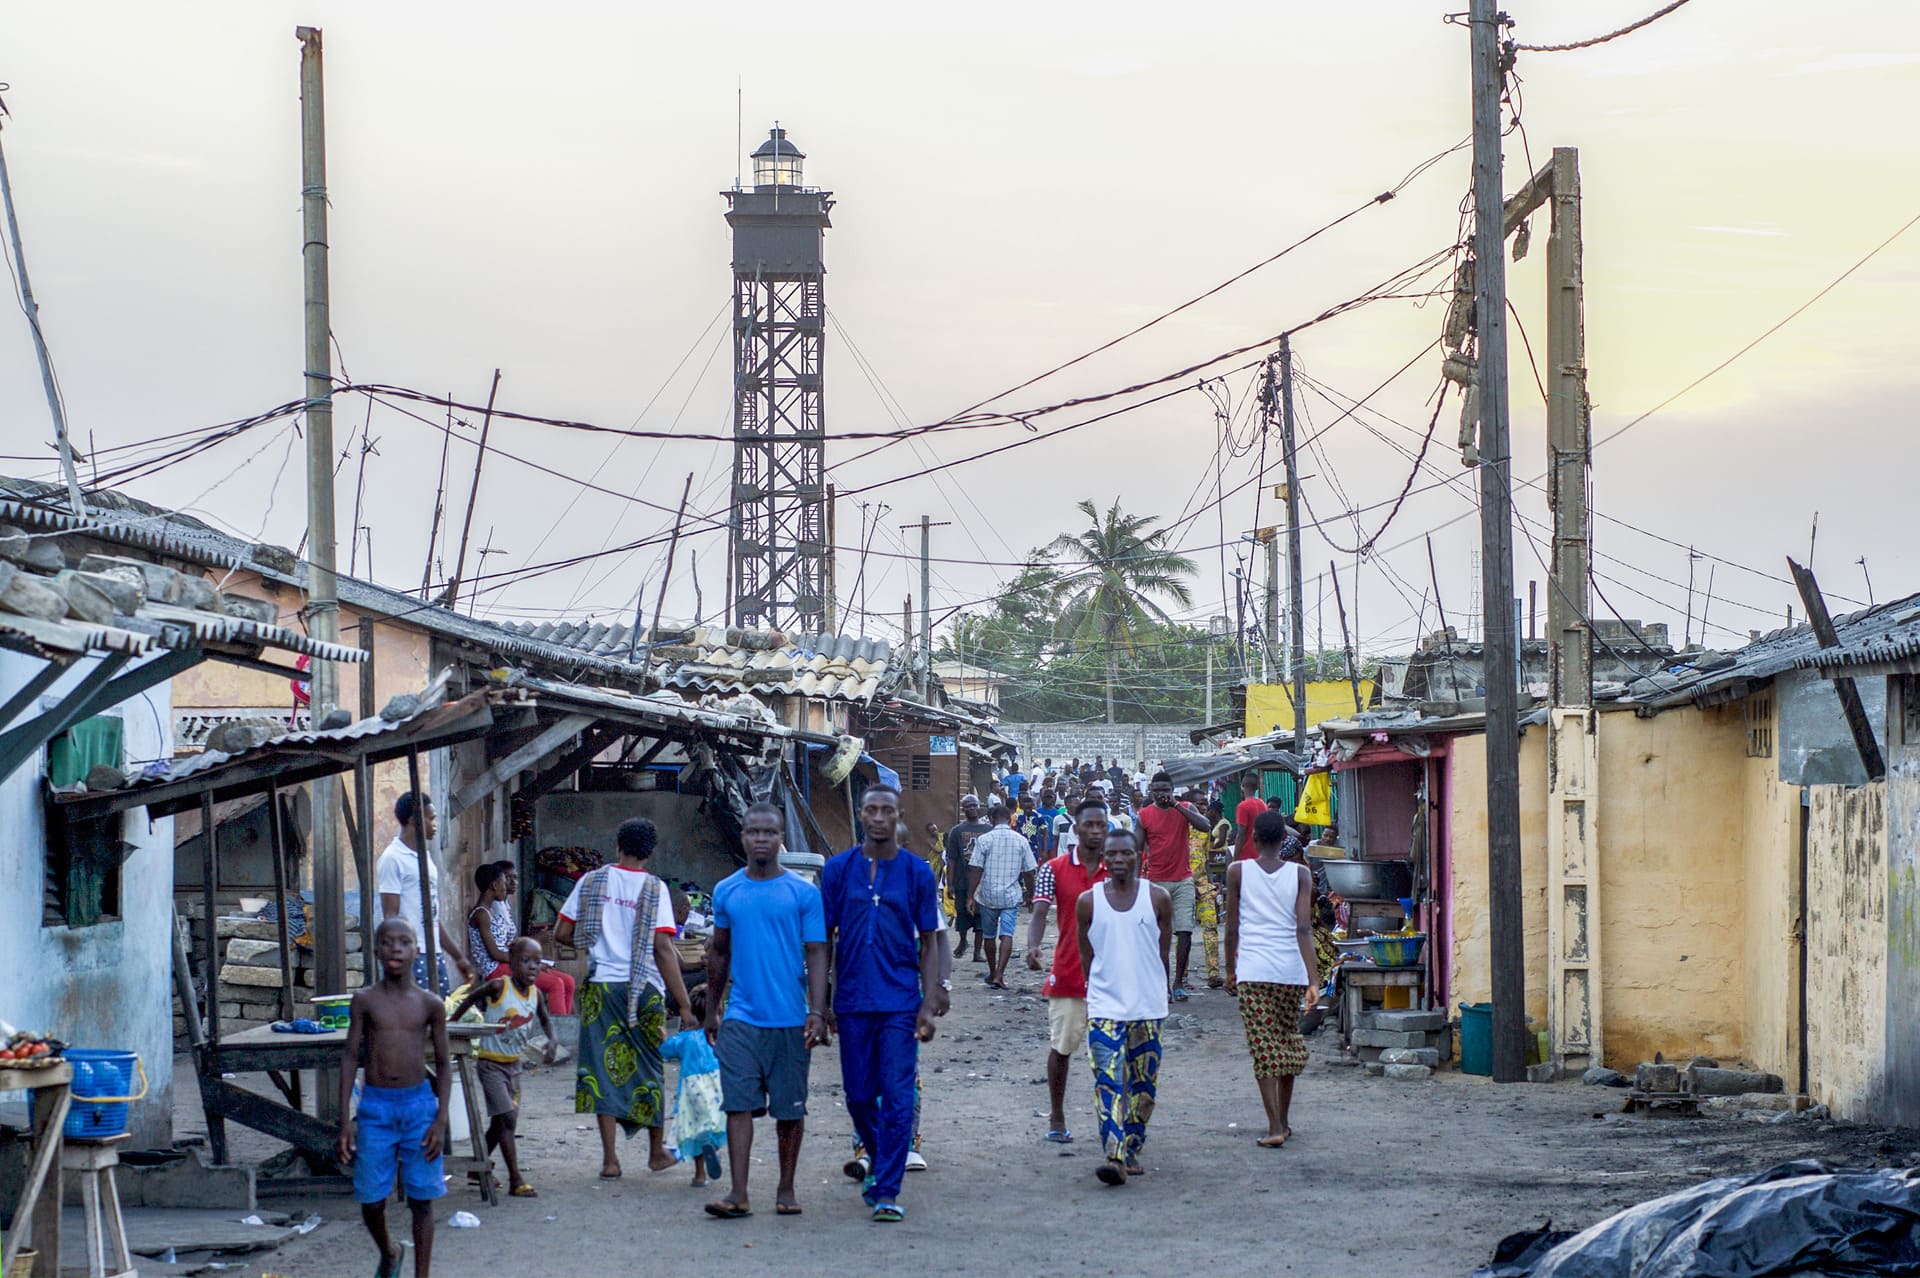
249,954,1915,1277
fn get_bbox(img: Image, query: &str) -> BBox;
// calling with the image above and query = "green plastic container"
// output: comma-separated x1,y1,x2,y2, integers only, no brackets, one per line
1459,1001,1493,1076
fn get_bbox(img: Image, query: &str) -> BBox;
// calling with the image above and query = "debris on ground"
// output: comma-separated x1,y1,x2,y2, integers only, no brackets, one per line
1475,1160,1920,1277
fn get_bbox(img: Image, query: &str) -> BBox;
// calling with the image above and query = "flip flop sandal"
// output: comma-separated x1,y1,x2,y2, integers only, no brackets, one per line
1125,1158,1147,1176
510,1183,539,1197
1171,986,1190,1002
870,1202,905,1223
598,1168,623,1180
776,1202,804,1216
704,1200,753,1219
1095,1160,1129,1186
1045,1129,1074,1144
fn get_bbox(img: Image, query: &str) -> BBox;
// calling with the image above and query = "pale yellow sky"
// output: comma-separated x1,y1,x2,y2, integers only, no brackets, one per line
1,1,1915,654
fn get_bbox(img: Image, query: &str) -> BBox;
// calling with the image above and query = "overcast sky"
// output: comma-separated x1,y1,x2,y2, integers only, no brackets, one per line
2,1,1917,665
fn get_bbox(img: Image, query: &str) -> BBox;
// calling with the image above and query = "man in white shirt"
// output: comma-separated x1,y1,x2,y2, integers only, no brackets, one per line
376,792,474,996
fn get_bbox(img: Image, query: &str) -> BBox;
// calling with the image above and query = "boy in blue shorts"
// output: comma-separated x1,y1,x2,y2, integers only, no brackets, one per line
338,918,453,1278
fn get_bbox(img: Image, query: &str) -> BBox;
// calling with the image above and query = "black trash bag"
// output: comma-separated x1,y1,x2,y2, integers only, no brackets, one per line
1474,1160,1920,1278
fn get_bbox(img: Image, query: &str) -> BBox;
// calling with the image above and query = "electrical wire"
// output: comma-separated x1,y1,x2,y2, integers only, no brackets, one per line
1513,0,1698,52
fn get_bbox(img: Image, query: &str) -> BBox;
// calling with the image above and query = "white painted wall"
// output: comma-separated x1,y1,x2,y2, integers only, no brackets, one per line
1,649,175,1146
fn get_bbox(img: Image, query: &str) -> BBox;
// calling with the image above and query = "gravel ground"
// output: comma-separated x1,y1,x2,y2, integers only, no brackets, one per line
207,943,1918,1278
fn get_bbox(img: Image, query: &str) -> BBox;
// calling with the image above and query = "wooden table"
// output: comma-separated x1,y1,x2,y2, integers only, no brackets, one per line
1,1060,73,1278
196,1023,501,1205
1337,960,1432,1046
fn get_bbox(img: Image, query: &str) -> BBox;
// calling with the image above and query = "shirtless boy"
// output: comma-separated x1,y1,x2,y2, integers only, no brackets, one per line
339,919,453,1278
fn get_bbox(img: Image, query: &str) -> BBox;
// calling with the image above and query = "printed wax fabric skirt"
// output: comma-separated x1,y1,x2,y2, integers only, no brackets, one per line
576,980,666,1134
1238,981,1310,1078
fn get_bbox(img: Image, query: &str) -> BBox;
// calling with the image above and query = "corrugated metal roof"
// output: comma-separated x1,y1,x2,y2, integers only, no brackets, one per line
493,621,898,703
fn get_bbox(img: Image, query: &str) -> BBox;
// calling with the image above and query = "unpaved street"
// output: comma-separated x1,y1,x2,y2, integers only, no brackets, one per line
245,949,1917,1278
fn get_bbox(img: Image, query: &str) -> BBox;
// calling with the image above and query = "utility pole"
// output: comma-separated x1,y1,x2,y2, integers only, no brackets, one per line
441,369,501,610
0,108,85,514
1329,561,1363,715
1279,335,1307,754
297,25,345,1117
901,516,949,698
1261,530,1281,685
824,483,838,634
1468,0,1527,1084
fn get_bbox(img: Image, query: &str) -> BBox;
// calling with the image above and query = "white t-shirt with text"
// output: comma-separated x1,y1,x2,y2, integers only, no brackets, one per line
559,866,677,988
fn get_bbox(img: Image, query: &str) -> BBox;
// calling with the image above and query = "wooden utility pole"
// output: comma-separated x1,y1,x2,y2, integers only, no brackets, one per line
824,482,838,633
0,110,85,514
297,25,346,1117
441,369,501,610
630,474,694,665
1279,336,1307,752
901,517,949,699
1469,0,1527,1083
1329,561,1363,715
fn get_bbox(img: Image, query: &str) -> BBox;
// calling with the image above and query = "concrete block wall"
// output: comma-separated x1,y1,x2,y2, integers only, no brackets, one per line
995,723,1199,774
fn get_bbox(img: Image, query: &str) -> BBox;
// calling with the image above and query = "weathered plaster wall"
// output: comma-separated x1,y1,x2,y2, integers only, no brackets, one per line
1,651,175,1145
1446,728,1550,1029
1450,707,1756,1069
1738,692,1805,1088
1880,674,1920,1127
1804,782,1888,1120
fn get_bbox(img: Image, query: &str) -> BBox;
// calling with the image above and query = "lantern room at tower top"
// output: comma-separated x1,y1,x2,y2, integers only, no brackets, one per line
723,124,834,633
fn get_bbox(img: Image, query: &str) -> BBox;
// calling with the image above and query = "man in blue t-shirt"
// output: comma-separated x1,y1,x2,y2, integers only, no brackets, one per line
704,802,828,1219
820,784,941,1223
1002,762,1027,800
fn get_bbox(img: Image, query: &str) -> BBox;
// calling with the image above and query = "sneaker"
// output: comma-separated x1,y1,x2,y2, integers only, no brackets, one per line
905,1149,928,1172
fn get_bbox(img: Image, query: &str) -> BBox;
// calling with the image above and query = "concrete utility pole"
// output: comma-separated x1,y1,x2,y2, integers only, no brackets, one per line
901,517,949,698
1279,335,1307,753
1505,145,1598,1071
1468,0,1528,1084
297,25,346,1114
0,114,85,514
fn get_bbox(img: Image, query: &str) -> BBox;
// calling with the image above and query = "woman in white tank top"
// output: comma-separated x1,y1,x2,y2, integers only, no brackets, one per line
1073,827,1170,1185
1224,809,1320,1149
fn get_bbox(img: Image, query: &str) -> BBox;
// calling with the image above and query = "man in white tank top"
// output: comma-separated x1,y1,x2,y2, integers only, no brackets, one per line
1074,827,1172,1186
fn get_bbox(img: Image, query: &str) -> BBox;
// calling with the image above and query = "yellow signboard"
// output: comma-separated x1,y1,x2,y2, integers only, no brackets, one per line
1244,679,1375,738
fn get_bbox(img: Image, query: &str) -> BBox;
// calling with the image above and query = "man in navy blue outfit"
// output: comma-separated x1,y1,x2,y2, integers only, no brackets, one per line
820,784,941,1223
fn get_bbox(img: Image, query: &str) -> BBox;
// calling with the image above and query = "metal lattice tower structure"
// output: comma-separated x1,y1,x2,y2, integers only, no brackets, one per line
723,125,833,632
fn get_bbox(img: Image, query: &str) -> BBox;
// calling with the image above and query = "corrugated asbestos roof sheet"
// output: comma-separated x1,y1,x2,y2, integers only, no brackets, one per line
1794,605,1920,673
1,480,894,695
1639,592,1920,708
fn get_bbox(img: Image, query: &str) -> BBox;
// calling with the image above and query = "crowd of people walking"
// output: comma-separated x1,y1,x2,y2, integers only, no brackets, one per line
339,758,1332,1274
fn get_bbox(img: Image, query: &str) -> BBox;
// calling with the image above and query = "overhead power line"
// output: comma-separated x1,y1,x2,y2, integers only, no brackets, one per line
1513,0,1699,52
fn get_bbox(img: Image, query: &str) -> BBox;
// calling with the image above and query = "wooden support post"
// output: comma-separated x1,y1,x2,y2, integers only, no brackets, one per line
405,745,438,990
353,756,375,987
1789,557,1885,780
266,781,296,1022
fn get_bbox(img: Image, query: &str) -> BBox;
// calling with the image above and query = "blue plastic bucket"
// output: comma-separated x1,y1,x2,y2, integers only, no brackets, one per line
1458,1003,1493,1077
64,1049,147,1140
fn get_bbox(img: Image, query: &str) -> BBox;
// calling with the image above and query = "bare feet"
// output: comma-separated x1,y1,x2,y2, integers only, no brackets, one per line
598,1159,622,1179
648,1151,678,1173
1256,1128,1291,1148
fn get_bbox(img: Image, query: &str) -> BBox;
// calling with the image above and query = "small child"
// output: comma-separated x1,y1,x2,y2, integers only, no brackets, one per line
450,935,554,1198
660,986,725,1185
338,919,451,1278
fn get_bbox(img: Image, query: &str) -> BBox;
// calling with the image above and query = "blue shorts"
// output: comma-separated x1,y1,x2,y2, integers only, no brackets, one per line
977,904,1019,938
352,1081,446,1204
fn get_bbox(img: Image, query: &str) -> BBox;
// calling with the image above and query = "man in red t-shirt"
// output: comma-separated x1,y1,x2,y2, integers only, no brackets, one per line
1134,773,1213,1001
1025,797,1111,1144
1233,772,1270,861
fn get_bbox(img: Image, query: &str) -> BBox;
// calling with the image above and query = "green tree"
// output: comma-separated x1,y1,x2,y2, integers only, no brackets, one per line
1045,499,1199,724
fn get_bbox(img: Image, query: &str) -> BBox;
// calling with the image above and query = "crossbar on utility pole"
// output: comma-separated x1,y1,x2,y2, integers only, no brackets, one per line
1469,0,1529,1084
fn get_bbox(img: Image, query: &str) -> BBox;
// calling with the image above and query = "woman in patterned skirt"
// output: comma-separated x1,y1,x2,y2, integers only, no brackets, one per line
1224,810,1319,1148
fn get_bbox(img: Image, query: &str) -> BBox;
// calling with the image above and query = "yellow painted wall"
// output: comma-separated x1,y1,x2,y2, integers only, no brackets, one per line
1245,679,1376,737
1804,782,1888,1120
1449,706,1764,1068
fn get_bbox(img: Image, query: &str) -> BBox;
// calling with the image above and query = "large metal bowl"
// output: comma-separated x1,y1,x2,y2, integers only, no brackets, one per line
1352,913,1407,936
1311,856,1412,900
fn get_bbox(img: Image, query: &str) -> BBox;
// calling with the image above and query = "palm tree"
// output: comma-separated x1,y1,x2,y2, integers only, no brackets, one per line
1046,499,1199,723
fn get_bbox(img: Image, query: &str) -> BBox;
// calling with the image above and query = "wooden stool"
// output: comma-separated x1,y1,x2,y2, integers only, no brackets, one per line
59,1137,136,1278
